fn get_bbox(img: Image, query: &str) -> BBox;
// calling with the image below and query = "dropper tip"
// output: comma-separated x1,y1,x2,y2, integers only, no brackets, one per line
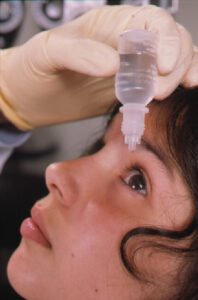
125,134,141,151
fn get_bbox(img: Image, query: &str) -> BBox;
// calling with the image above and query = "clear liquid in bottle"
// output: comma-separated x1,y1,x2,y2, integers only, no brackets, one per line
116,52,156,105
115,29,157,151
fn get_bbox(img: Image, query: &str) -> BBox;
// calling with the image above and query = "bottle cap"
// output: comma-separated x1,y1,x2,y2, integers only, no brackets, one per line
118,29,157,55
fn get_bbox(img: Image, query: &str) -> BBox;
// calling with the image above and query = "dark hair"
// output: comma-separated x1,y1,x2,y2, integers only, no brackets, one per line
87,87,198,300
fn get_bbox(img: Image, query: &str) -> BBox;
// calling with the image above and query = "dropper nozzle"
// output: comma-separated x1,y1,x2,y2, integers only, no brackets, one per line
120,103,149,151
124,135,141,151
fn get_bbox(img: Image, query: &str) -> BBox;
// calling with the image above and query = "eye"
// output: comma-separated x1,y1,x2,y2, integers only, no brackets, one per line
124,168,147,196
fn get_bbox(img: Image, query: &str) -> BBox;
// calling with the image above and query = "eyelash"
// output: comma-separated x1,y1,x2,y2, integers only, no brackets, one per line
123,166,148,197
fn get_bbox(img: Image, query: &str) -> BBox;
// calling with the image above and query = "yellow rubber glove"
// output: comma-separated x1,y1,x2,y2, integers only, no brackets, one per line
0,5,196,131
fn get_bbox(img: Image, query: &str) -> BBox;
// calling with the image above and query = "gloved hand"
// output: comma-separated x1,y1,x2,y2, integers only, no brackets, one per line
182,46,198,87
0,5,196,131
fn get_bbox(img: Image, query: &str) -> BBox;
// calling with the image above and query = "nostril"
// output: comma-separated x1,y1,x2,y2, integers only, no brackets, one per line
49,181,76,208
45,162,79,207
50,183,63,199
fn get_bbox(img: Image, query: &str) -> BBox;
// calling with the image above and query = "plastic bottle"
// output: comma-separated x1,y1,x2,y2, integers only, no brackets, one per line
115,29,157,151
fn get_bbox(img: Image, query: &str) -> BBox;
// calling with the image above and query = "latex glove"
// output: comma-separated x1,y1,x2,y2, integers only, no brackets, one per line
0,5,196,131
182,46,198,87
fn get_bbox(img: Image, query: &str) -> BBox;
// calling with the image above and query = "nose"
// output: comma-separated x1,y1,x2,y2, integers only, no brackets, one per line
45,156,107,208
46,161,80,207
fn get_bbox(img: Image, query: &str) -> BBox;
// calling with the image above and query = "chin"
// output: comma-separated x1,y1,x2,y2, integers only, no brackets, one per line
7,238,55,300
8,249,29,299
7,242,41,300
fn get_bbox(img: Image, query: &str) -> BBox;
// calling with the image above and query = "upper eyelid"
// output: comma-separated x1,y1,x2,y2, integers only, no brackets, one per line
124,168,143,185
125,165,143,174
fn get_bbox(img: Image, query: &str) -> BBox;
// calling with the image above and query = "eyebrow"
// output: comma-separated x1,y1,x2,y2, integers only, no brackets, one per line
141,138,172,172
87,134,173,173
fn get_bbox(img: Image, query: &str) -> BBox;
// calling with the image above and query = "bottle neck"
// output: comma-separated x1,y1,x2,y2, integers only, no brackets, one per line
119,103,149,114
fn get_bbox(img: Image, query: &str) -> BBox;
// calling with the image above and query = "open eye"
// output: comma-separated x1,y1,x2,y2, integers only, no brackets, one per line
124,168,147,196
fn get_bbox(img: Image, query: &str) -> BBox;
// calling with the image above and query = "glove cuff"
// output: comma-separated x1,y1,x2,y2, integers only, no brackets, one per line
0,49,32,131
0,91,32,131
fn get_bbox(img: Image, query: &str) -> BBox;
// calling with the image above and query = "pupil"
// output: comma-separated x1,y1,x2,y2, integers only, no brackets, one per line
129,174,146,192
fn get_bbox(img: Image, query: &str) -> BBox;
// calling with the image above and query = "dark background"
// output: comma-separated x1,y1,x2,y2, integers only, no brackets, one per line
0,151,48,300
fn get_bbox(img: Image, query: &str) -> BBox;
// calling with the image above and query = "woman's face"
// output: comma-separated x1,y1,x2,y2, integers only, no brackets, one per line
8,108,194,300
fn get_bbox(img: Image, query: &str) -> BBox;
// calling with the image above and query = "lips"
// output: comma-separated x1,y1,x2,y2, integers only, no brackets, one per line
20,206,51,248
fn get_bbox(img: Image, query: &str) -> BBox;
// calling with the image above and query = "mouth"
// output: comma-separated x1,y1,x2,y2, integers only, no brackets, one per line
20,205,51,248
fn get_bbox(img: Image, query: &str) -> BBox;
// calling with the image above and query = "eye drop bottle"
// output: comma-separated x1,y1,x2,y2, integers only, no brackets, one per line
115,29,157,151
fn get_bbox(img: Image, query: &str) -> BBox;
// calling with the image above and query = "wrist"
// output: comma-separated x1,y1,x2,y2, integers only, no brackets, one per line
0,111,9,124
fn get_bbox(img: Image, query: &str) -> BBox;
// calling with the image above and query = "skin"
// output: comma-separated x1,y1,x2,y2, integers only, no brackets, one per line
7,107,194,300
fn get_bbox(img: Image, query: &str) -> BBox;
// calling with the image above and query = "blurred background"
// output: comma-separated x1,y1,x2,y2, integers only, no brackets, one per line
0,0,197,299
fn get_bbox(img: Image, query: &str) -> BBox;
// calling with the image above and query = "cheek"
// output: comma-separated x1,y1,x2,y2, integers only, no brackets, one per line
51,202,140,285
53,208,120,264
52,221,142,300
50,217,130,299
